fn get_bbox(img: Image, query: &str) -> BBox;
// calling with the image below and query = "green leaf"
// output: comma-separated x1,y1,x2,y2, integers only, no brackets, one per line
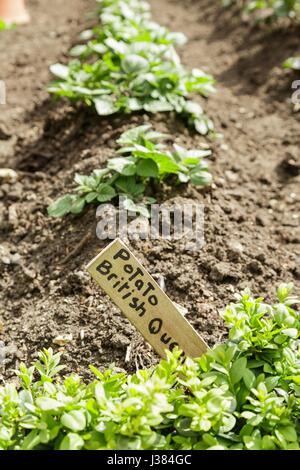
115,176,145,197
277,426,297,443
59,433,84,450
127,97,143,111
36,397,65,411
243,368,255,389
135,150,181,175
73,174,88,186
282,328,298,338
184,100,203,116
194,117,212,135
69,45,88,57
105,38,127,54
143,100,174,113
96,184,116,202
122,198,150,218
79,29,93,40
50,63,69,80
117,125,152,146
243,435,262,450
136,159,159,177
61,410,86,432
70,197,86,214
116,435,142,450
261,435,276,450
230,357,247,385
190,170,212,186
94,96,118,116
93,169,110,179
220,414,236,433
84,431,106,450
107,157,137,176
0,426,12,442
47,195,74,217
91,43,107,54
277,283,295,302
21,430,41,450
85,192,99,203
121,55,149,74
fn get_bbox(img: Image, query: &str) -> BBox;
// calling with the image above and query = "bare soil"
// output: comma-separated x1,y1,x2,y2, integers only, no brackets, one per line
0,0,299,380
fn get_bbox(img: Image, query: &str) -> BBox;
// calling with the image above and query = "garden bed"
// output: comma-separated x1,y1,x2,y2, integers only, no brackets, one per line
0,0,299,382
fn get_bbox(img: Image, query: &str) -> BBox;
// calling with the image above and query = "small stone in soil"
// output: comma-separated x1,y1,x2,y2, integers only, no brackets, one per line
110,333,130,349
53,334,73,346
247,260,263,275
209,262,240,282
227,240,244,261
0,168,18,183
255,213,268,227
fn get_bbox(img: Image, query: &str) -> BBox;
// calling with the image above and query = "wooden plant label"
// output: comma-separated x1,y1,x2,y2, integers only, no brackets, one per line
86,238,208,358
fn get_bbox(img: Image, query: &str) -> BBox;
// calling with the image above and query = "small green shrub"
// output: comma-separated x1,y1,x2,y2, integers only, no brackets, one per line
0,283,299,450
47,124,212,218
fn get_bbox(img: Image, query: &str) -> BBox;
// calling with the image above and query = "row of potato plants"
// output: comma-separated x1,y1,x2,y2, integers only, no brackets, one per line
48,0,215,218
222,0,300,20
48,124,212,217
49,0,214,134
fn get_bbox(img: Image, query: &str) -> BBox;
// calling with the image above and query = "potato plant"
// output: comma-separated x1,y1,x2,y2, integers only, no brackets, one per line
0,284,300,450
222,0,300,19
48,0,215,135
223,1,300,74
47,124,212,218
